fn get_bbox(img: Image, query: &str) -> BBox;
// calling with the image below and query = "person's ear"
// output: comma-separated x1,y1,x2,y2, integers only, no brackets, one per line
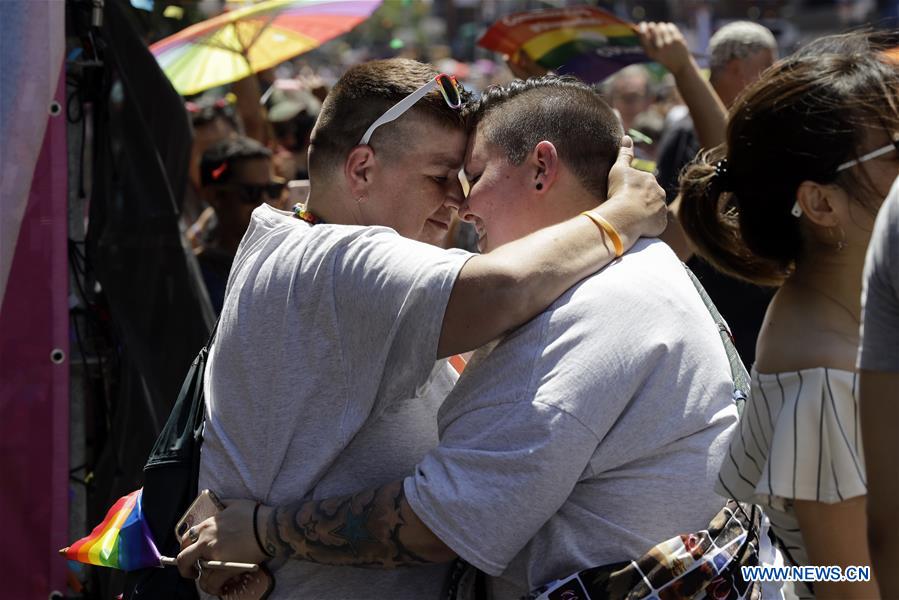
530,141,559,192
344,145,376,201
795,180,844,228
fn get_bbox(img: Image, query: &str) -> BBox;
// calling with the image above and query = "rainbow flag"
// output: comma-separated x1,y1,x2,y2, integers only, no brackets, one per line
478,6,649,84
61,489,161,571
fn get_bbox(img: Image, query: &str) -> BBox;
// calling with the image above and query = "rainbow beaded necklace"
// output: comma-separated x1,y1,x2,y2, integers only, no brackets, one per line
292,202,324,225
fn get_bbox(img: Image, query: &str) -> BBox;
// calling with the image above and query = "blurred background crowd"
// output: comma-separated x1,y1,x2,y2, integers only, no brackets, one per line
3,0,899,598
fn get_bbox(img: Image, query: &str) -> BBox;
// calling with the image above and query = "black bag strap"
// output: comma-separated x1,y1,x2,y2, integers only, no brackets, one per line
683,264,751,413
144,316,219,466
192,316,220,437
205,315,220,349
187,316,220,442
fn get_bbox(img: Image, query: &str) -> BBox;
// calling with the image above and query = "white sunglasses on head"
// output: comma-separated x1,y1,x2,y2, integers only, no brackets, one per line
359,73,462,146
791,137,899,217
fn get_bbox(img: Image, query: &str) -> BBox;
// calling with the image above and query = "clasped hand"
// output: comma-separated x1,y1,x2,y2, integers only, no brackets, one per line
176,498,271,596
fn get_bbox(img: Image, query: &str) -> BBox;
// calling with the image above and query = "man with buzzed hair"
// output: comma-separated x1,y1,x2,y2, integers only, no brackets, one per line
181,76,738,599
189,58,665,600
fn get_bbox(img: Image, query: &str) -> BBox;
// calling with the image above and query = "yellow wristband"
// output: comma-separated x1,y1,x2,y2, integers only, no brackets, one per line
581,210,624,258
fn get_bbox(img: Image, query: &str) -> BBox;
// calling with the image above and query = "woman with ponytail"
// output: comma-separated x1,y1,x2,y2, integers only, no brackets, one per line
678,31,899,599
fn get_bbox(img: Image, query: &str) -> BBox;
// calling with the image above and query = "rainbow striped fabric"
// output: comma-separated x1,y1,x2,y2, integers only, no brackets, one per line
61,489,161,571
478,6,649,84
150,0,383,96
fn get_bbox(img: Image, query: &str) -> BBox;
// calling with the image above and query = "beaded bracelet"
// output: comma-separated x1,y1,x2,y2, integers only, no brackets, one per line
581,210,624,257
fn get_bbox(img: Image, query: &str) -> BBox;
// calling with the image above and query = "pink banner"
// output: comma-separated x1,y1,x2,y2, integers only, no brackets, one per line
0,67,69,598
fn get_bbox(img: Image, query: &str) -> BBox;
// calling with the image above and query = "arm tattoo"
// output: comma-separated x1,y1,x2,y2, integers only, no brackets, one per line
264,480,454,568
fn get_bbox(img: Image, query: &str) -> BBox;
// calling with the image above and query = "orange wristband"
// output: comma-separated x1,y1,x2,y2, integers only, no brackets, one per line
581,210,624,257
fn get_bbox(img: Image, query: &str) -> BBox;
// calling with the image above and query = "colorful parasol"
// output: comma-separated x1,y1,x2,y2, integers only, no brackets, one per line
478,6,649,84
151,0,382,96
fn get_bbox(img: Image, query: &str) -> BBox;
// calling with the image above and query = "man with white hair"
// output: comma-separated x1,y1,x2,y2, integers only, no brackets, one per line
657,20,777,366
658,20,777,199
706,21,778,107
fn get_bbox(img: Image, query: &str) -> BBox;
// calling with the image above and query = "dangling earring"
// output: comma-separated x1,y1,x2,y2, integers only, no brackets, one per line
828,225,847,252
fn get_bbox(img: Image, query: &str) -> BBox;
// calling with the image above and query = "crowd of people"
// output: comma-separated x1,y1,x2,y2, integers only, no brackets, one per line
151,19,898,600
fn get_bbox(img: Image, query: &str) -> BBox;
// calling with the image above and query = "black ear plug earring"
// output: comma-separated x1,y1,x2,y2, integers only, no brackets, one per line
536,182,543,190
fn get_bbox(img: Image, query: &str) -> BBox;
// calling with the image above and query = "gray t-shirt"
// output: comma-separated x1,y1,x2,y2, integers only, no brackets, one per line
199,204,470,599
405,239,739,600
859,176,899,372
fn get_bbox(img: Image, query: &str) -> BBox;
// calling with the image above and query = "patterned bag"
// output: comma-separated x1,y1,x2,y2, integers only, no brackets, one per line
529,501,763,600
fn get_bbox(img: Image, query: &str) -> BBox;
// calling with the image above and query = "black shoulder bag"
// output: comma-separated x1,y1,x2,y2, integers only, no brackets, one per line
123,320,218,599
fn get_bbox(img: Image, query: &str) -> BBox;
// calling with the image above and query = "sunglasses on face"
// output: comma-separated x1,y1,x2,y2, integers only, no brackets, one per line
359,73,462,146
220,180,287,204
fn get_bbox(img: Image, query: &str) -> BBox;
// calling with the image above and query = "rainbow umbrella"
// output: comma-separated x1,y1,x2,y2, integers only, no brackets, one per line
478,6,649,84
151,0,382,96
60,489,161,571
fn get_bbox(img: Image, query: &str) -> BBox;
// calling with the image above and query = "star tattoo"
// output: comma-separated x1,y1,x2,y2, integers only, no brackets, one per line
330,503,377,555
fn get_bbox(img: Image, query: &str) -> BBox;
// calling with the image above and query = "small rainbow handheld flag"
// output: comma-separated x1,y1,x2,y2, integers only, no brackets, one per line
61,488,162,571
478,6,649,84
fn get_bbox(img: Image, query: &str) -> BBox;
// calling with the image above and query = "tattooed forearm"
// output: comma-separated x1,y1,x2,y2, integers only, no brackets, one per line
263,480,456,568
